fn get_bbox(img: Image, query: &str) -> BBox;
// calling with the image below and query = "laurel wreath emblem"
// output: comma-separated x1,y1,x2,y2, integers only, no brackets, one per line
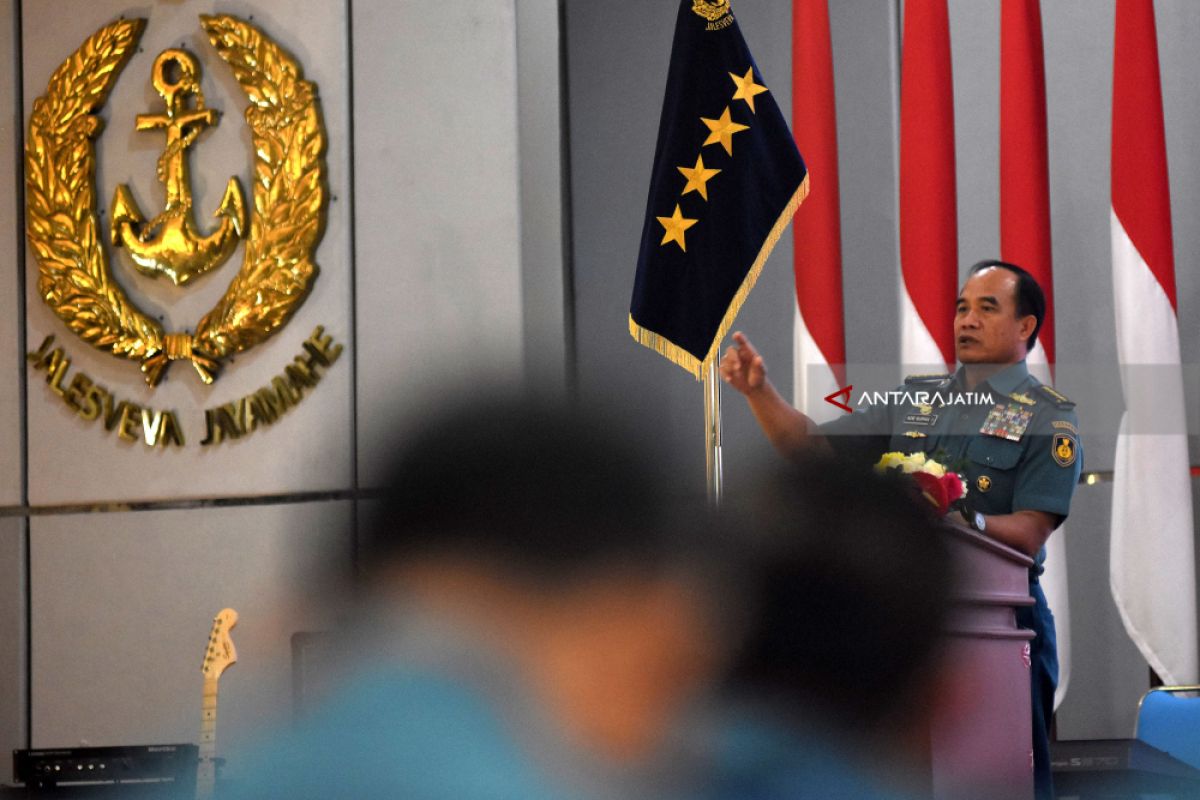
25,15,327,386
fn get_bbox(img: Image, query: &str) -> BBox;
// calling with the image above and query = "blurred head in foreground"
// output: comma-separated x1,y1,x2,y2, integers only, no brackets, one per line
226,391,739,800
360,391,729,770
715,456,955,785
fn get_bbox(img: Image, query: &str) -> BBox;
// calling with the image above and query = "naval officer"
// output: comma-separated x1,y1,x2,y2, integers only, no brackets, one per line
719,260,1081,800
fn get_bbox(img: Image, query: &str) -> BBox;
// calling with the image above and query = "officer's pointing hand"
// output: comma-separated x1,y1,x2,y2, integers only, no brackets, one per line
719,331,766,395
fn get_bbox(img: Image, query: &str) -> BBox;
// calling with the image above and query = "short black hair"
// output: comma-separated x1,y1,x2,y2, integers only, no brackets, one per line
967,259,1046,352
364,391,680,585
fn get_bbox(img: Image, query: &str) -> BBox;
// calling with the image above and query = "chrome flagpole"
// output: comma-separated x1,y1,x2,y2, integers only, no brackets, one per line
703,359,723,506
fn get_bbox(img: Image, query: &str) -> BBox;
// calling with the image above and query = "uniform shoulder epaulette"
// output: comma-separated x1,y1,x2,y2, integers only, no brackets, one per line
1037,384,1075,409
903,372,952,386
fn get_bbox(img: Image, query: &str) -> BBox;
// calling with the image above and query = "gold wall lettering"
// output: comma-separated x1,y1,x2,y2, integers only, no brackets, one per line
27,326,343,450
200,327,343,446
27,335,186,448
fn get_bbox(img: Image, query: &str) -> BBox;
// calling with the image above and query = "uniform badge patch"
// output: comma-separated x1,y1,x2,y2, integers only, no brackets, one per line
980,403,1034,441
1009,392,1036,406
1053,434,1077,467
976,475,992,493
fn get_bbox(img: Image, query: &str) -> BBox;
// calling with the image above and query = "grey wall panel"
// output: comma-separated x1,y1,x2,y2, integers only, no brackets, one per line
353,0,525,487
1042,0,1120,472
830,0,902,370
1055,481,1152,739
516,0,567,391
22,1,354,504
948,0,1000,270
566,0,798,497
0,517,27,774
30,502,353,781
1159,2,1200,727
0,0,19,505
1157,0,1200,465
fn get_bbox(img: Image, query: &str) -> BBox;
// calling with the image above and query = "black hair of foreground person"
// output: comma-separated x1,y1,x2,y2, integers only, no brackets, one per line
720,456,956,740
362,392,682,582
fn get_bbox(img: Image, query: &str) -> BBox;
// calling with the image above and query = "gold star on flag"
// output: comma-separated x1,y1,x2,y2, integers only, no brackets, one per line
729,68,768,113
677,155,721,201
701,106,749,156
657,204,698,252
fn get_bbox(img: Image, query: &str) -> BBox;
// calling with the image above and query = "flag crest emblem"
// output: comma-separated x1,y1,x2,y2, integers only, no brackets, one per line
691,1,732,23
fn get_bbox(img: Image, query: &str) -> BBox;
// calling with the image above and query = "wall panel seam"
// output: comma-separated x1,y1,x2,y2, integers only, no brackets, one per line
0,489,376,519
345,0,360,573
13,0,31,751
557,0,577,400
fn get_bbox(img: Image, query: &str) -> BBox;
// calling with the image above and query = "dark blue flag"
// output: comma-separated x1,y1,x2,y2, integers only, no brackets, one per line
630,0,808,378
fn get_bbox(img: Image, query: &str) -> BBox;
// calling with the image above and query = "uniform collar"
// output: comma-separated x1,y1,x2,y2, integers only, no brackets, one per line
954,360,1029,397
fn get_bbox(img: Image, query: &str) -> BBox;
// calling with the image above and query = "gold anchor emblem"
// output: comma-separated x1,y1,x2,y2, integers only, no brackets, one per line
110,49,245,286
27,15,327,386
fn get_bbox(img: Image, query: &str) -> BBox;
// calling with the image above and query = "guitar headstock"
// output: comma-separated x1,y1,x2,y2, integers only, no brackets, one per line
201,608,238,680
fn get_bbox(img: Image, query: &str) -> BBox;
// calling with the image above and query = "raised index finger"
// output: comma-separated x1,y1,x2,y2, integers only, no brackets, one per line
732,331,758,360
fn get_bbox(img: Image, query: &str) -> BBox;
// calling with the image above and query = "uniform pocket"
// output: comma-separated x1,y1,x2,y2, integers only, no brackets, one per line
967,436,1023,469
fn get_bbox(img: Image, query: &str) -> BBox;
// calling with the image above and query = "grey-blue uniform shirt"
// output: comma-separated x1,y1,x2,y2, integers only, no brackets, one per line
819,360,1079,800
818,360,1082,538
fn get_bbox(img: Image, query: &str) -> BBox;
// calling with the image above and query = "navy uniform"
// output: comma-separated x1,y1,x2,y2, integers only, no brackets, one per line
819,360,1081,800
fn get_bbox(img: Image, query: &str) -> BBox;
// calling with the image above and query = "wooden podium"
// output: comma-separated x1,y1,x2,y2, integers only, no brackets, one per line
930,521,1037,800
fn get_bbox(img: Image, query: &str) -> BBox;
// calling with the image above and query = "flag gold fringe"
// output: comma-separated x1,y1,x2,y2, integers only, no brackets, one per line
628,315,705,377
629,173,811,380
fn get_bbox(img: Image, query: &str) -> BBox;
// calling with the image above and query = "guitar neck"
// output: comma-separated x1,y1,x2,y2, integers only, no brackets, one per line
196,676,219,800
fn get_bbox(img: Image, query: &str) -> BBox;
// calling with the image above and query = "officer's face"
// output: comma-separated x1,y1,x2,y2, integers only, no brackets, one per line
954,268,1036,365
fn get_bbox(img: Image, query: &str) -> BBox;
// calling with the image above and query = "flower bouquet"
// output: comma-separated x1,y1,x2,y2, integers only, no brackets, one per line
874,451,968,516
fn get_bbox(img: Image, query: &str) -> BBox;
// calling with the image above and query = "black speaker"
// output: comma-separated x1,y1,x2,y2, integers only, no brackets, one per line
11,744,197,796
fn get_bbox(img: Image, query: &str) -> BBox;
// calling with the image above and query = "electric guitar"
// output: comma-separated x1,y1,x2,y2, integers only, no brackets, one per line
197,608,238,800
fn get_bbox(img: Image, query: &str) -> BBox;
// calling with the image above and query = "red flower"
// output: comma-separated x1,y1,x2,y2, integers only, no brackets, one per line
912,471,949,515
943,472,965,504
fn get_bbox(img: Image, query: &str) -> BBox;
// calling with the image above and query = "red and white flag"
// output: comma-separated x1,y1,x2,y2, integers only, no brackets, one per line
1000,0,1072,708
1110,0,1198,685
899,0,956,371
791,0,845,420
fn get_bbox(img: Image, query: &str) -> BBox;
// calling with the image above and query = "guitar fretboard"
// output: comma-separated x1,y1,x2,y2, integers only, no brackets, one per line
196,676,219,800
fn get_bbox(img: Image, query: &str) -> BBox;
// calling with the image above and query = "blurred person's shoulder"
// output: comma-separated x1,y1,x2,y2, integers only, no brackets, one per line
219,667,562,800
684,704,921,800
